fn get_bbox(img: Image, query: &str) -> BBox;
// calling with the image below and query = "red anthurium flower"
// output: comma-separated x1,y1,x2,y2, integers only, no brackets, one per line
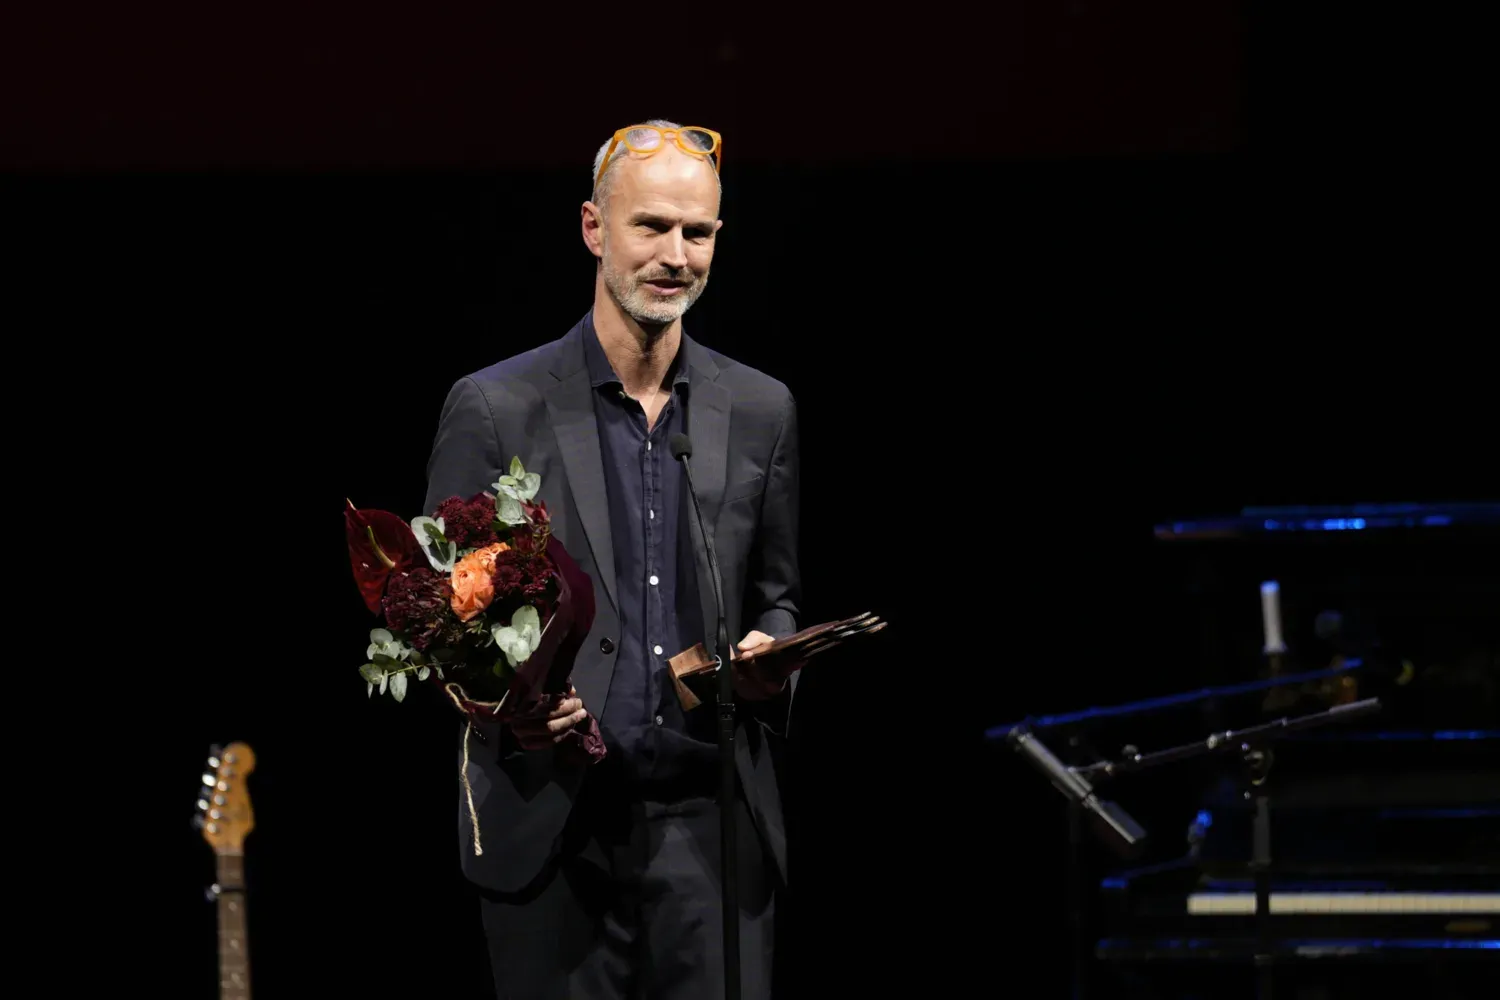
345,499,424,614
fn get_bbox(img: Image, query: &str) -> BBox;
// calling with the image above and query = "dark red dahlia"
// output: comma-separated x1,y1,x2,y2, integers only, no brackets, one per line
431,493,502,550
491,548,556,603
382,567,459,651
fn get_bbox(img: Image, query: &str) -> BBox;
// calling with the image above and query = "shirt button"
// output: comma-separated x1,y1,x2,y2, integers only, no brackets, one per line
649,574,659,586
655,715,664,726
599,637,615,654
653,644,663,656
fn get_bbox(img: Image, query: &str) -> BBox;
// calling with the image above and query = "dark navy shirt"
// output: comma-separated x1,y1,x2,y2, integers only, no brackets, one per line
584,316,718,794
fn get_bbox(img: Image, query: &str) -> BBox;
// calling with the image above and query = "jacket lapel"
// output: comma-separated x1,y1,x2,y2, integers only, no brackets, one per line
684,340,730,527
543,325,619,619
683,334,731,655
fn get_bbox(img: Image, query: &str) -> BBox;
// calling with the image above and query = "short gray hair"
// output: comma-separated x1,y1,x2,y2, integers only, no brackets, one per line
591,118,721,210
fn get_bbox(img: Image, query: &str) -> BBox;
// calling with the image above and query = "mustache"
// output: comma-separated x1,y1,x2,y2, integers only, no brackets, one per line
636,271,699,284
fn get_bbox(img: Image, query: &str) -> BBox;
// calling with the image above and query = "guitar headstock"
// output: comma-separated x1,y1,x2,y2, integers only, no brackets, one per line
195,742,256,854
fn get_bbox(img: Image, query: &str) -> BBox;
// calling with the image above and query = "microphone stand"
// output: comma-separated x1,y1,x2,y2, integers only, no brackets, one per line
1047,697,1382,1000
672,435,739,1000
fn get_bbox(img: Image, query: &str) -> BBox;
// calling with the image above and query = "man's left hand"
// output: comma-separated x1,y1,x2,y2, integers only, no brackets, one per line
731,630,791,701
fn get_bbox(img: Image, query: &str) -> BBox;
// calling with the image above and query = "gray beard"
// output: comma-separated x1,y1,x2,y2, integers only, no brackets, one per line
602,253,708,325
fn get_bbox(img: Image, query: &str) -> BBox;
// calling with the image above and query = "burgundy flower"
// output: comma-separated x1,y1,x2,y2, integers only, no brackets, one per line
432,493,501,550
345,500,425,614
491,548,556,604
382,567,459,651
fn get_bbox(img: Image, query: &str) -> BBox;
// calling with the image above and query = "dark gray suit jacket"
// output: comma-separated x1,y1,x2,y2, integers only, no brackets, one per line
423,315,802,895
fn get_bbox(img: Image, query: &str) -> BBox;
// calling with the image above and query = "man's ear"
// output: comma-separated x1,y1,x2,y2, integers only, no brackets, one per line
714,219,724,235
581,201,605,259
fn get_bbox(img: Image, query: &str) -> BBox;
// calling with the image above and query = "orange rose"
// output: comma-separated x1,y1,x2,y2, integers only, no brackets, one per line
449,542,510,621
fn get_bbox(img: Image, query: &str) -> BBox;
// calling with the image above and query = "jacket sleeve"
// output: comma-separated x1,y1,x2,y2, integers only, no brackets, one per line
741,390,803,735
747,390,801,640
424,376,504,515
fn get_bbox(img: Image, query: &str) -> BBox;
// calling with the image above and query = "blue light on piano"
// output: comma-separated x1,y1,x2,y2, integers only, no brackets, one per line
1158,502,1500,538
1379,807,1500,819
1195,809,1212,830
1286,939,1500,952
983,662,1364,739
1319,729,1500,741
1262,517,1367,531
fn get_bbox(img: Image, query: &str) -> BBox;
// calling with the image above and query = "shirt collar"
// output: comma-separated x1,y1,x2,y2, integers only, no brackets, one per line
583,308,691,391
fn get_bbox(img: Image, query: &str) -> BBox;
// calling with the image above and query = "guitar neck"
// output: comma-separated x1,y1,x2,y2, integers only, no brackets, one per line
215,853,250,1000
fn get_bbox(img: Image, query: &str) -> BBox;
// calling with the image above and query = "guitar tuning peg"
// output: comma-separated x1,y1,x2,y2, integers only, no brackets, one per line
196,798,210,812
192,814,206,831
205,883,221,902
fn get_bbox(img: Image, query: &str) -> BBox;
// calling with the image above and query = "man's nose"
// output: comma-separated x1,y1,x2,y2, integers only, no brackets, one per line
659,230,688,269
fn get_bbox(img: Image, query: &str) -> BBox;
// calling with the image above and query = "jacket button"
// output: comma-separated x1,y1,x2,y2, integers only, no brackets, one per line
599,637,615,654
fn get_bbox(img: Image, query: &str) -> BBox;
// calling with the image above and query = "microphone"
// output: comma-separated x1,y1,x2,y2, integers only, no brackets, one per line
1006,725,1148,859
669,431,740,1000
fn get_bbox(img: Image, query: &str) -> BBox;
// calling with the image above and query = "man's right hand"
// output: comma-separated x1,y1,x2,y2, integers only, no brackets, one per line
509,686,590,750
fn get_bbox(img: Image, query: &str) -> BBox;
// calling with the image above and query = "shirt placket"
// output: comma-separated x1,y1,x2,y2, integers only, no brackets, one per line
643,413,663,726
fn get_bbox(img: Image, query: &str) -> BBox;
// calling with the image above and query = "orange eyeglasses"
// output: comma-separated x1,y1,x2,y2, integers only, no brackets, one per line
594,124,722,190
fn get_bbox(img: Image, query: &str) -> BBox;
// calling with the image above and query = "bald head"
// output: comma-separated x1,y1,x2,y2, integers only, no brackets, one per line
591,119,721,217
582,124,724,327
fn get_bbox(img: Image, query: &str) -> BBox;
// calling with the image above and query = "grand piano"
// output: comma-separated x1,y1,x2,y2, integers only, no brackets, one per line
993,502,1499,999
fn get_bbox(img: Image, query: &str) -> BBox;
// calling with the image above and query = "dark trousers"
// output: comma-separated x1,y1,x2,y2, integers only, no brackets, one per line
479,786,778,1000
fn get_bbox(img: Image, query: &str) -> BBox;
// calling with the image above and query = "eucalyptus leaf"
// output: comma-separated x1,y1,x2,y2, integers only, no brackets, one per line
492,475,521,500
497,495,525,525
519,472,540,500
372,652,397,667
390,671,408,702
491,625,532,667
359,662,383,684
367,681,374,698
510,456,525,479
508,634,533,664
379,673,389,696
417,665,431,681
370,628,393,646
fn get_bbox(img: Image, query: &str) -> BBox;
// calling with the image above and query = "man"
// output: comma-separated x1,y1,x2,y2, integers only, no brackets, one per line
422,120,802,1000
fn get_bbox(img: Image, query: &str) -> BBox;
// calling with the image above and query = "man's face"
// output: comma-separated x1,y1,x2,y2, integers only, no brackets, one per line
597,146,722,325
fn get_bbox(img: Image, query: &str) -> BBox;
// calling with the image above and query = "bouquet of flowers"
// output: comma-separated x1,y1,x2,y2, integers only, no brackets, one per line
344,456,605,764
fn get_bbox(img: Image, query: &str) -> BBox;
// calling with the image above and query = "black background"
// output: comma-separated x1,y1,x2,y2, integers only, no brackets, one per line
8,3,1494,996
